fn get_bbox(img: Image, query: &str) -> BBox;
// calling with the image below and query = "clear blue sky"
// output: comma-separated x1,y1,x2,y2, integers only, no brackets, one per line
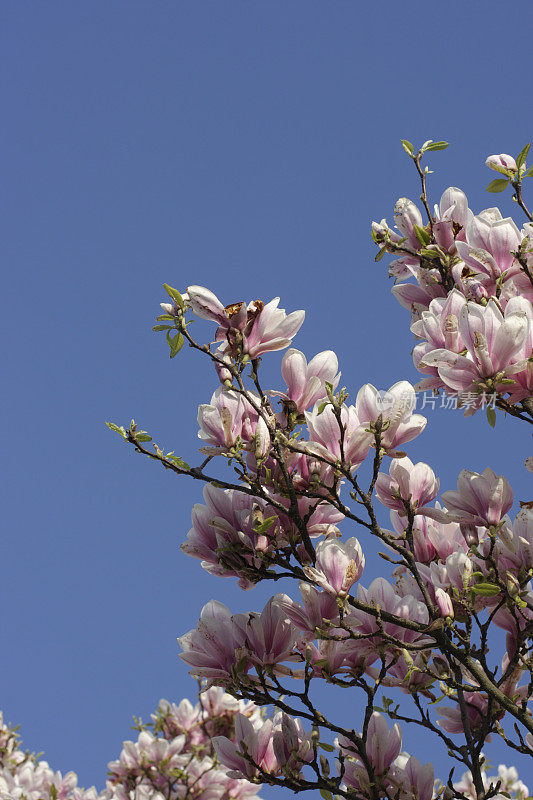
3,0,532,792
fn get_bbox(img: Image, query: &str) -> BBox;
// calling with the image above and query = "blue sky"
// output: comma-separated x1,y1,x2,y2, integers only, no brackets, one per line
3,0,532,792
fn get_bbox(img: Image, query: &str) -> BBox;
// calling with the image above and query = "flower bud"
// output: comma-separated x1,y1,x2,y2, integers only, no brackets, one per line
460,522,479,548
253,416,271,460
485,153,517,175
160,302,180,316
435,588,454,619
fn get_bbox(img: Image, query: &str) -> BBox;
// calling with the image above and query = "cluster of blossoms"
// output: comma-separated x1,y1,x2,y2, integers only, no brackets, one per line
372,147,533,416
104,142,533,800
0,690,265,800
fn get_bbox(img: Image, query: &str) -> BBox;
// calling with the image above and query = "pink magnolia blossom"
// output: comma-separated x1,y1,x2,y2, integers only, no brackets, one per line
422,467,513,527
435,587,454,618
181,485,275,589
411,289,466,391
375,456,439,514
456,208,523,281
185,285,231,325
244,596,299,672
303,537,364,596
348,577,429,645
437,690,487,734
213,712,312,780
418,297,530,412
355,381,427,453
278,582,339,638
304,400,372,469
197,387,259,451
394,197,424,250
391,753,435,800
178,600,249,684
185,286,304,360
486,153,518,174
240,298,305,358
340,712,402,790
271,348,340,414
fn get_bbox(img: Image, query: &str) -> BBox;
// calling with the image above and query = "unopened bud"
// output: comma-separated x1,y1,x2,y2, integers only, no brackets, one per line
160,302,180,316
485,153,518,175
460,523,479,547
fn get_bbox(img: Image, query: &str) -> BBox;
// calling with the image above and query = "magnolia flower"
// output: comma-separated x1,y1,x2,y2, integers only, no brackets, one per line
197,387,260,451
240,298,305,358
184,286,304,359
271,348,340,413
375,457,439,514
303,537,364,596
355,381,427,454
178,600,249,684
418,298,529,409
435,587,454,618
437,690,487,734
456,208,522,280
486,153,518,174
304,400,372,469
181,485,274,588
348,577,429,644
278,582,339,637
244,596,299,671
340,712,403,792
391,753,435,800
394,197,424,250
422,467,513,527
213,712,312,780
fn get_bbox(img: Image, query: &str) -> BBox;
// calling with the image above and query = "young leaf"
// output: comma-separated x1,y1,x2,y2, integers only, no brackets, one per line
152,324,171,332
163,283,185,309
375,246,386,262
166,330,184,358
516,142,531,169
525,166,533,178
414,225,431,246
425,141,449,151
486,406,496,428
400,139,414,156
472,583,501,596
106,421,127,439
486,178,509,193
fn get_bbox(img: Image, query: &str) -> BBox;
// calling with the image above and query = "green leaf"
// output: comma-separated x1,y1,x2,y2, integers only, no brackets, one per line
105,421,127,439
486,178,509,193
400,139,414,156
167,454,190,470
419,248,438,259
163,283,185,309
486,406,496,428
318,742,335,752
152,324,171,331
135,433,152,442
472,583,501,597
425,141,449,151
517,142,531,169
320,790,333,800
317,401,329,415
254,516,277,534
166,330,184,358
375,246,386,262
525,166,533,178
414,225,431,246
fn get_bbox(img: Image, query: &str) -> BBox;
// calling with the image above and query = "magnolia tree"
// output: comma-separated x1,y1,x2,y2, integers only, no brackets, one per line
3,142,533,800
0,689,267,800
